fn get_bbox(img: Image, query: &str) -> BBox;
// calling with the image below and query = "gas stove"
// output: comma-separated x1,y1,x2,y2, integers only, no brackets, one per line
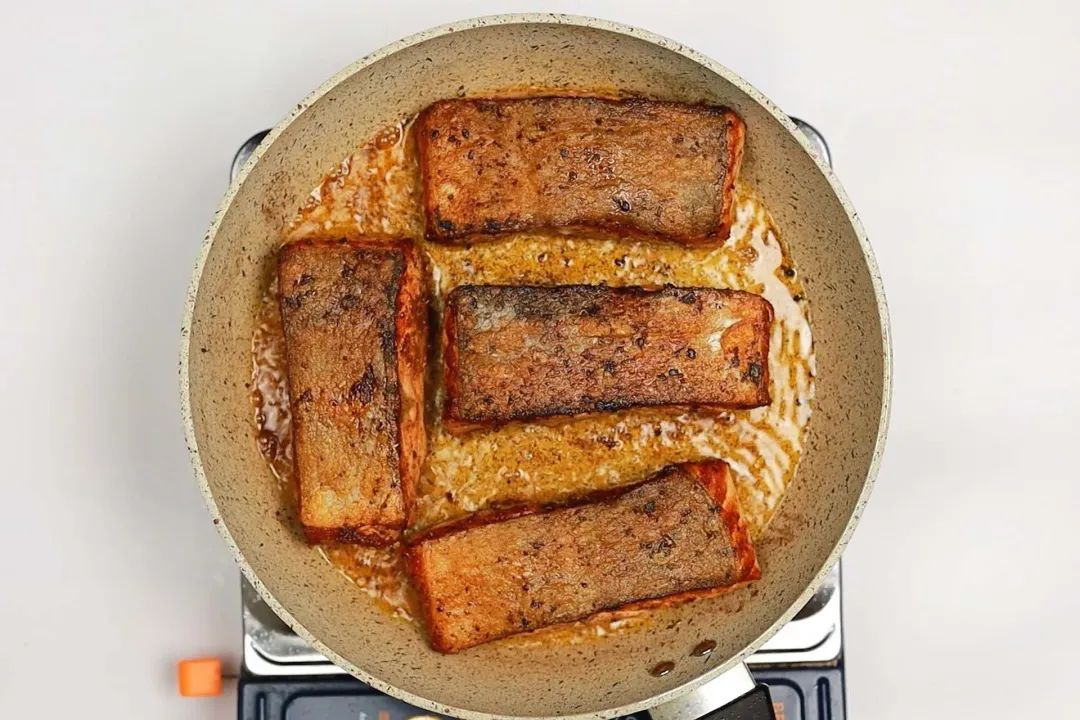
230,119,845,720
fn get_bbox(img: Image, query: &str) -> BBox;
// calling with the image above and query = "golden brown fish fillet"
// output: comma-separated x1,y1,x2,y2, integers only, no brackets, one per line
278,237,427,546
417,97,745,245
443,285,773,426
406,461,759,653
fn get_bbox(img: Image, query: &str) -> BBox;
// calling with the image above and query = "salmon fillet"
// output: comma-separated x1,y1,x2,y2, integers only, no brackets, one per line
417,97,745,245
443,285,773,426
406,461,759,653
278,237,427,546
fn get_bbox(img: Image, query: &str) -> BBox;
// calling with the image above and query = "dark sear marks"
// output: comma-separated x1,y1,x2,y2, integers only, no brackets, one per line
278,237,427,546
406,461,759,653
417,97,745,246
442,284,774,427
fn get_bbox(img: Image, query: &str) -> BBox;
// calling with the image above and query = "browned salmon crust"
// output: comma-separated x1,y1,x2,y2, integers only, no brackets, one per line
443,285,773,426
278,237,427,546
417,97,745,245
406,461,759,653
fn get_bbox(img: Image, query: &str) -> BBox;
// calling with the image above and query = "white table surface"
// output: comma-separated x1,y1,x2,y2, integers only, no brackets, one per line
2,1,1078,718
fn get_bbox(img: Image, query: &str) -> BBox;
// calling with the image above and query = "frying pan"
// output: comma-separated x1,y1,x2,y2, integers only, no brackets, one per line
180,14,891,720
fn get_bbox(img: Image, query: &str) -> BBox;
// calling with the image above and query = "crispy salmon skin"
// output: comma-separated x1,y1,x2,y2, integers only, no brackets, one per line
443,284,773,426
278,237,427,546
406,461,759,653
417,96,745,245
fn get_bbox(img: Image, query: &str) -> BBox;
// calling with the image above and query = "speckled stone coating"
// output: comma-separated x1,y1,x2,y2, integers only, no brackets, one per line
180,14,891,720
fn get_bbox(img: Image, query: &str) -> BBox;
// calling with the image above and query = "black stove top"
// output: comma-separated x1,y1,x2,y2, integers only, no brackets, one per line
238,666,844,720
238,666,843,720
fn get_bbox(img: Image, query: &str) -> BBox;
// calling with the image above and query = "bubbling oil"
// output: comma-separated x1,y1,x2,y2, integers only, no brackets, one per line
251,114,815,637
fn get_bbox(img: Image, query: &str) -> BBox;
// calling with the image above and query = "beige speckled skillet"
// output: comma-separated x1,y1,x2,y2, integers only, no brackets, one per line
180,13,890,720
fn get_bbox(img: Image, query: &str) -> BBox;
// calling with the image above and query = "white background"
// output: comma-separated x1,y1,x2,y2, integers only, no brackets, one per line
2,1,1078,718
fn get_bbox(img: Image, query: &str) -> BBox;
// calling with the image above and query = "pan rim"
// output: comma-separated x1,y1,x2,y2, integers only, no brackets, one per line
179,12,892,720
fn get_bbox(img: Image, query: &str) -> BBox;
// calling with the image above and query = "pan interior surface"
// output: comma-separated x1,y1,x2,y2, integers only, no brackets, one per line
183,16,887,719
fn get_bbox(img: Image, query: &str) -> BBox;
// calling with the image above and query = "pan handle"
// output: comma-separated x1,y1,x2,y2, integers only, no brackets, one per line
648,663,775,720
789,117,832,168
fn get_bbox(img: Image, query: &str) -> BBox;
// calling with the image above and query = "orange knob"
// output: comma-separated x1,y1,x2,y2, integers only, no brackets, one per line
177,657,223,697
